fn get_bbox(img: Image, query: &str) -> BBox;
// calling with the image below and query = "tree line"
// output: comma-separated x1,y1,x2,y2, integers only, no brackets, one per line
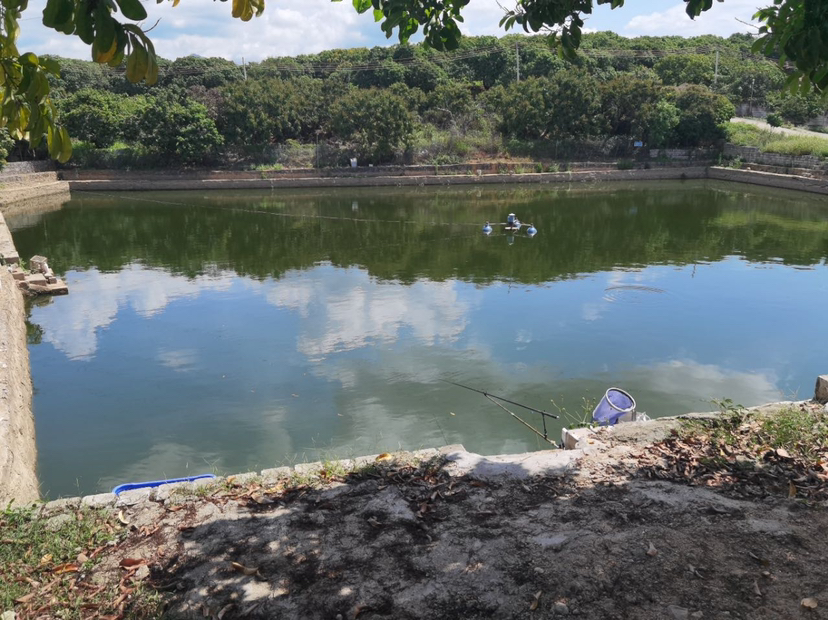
29,32,828,168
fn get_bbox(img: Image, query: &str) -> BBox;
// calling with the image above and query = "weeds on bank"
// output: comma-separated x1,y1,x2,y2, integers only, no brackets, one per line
643,402,828,500
0,504,163,618
550,396,598,430
725,122,828,158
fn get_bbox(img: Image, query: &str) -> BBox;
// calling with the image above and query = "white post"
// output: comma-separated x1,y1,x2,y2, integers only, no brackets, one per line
713,49,719,87
242,56,247,81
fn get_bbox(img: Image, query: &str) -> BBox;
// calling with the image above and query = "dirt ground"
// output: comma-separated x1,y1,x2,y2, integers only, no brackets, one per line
49,410,826,620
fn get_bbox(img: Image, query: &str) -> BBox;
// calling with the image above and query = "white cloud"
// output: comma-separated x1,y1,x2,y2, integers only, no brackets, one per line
18,0,378,62
32,264,233,360
624,0,761,37
15,0,763,63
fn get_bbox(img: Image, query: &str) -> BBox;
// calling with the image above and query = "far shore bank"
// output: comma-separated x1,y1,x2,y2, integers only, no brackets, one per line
62,165,828,197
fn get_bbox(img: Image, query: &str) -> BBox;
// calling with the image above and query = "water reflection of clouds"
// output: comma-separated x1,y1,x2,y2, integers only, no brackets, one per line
631,359,782,407
262,267,474,359
581,268,670,322
156,349,199,372
32,264,233,360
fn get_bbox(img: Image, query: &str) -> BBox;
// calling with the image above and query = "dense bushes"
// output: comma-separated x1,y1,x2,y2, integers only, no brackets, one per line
41,31,826,169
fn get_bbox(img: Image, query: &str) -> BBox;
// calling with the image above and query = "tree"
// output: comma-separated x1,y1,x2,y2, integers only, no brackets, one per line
329,88,412,163
654,55,714,87
139,95,223,165
218,78,308,146
647,100,681,148
670,85,735,146
57,89,147,147
1,0,825,163
767,92,827,126
601,77,662,138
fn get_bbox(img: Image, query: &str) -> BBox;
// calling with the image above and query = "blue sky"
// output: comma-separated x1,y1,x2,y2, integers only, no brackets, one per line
18,0,764,62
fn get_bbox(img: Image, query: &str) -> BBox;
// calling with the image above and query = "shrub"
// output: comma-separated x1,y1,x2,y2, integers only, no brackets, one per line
765,113,783,128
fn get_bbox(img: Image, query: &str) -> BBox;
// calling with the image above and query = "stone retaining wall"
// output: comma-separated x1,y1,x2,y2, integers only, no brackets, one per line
0,264,38,505
723,144,828,172
0,161,55,177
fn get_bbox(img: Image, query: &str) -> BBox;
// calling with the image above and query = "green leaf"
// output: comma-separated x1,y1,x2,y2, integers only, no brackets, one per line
74,5,94,44
19,51,38,66
126,39,148,82
94,4,116,55
42,0,72,28
58,126,72,163
115,0,147,21
47,124,61,160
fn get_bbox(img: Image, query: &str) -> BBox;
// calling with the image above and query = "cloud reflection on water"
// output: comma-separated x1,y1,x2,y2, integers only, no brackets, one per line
33,265,233,360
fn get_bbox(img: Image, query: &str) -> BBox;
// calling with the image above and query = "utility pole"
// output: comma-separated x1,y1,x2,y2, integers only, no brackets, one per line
516,42,520,83
713,49,719,88
242,56,247,81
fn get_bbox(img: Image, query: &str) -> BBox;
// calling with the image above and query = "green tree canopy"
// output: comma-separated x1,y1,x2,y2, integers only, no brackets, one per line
1,0,826,163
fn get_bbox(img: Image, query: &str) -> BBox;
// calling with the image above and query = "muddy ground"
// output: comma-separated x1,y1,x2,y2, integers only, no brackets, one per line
44,410,824,620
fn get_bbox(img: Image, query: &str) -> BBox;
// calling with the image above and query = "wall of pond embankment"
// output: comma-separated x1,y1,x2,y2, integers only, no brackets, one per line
0,216,38,505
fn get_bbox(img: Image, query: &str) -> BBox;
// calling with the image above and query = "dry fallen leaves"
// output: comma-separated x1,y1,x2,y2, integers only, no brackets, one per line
52,563,79,574
529,590,542,611
231,561,262,578
646,542,658,557
375,453,393,462
119,558,146,568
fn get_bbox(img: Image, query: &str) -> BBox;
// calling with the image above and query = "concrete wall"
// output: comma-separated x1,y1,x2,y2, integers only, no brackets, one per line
723,144,828,172
0,242,38,505
648,148,715,160
0,161,55,177
708,167,828,195
68,167,710,192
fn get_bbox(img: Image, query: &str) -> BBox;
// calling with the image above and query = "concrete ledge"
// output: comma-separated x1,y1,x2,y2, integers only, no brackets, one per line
708,167,828,195
0,212,19,263
0,181,70,206
67,168,709,192
816,376,828,404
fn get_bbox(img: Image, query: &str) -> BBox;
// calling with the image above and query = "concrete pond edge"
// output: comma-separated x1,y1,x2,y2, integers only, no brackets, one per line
29,382,828,519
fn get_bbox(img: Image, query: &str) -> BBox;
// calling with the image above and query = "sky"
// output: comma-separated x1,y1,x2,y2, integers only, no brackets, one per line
17,0,765,63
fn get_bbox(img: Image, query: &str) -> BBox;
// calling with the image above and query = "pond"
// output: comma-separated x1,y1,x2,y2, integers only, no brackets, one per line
8,180,828,498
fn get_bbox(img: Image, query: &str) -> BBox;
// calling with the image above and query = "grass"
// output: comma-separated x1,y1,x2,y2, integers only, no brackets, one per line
681,403,828,464
757,406,828,461
0,504,163,618
725,122,828,158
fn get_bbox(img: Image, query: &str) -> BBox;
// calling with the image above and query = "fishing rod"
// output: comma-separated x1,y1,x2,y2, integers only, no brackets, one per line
442,379,560,443
443,380,560,420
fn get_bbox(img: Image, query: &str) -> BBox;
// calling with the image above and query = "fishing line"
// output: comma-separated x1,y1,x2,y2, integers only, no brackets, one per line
441,380,559,419
72,189,483,228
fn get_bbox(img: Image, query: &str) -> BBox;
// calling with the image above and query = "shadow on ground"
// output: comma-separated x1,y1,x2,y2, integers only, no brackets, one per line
96,441,828,620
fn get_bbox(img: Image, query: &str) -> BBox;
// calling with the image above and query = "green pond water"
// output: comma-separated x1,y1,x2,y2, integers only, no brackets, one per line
8,180,828,498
